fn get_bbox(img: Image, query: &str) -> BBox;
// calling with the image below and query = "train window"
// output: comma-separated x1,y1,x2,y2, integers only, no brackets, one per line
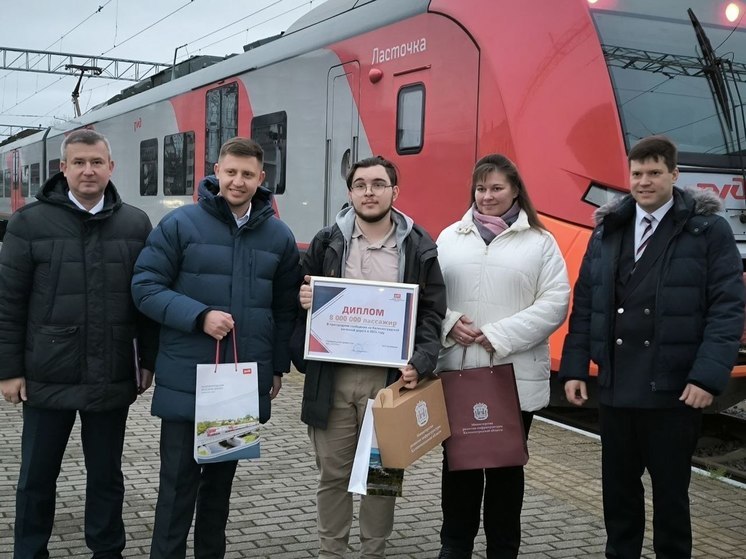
0,169,3,198
48,159,60,177
164,132,195,196
205,82,238,176
21,166,30,197
251,112,287,194
3,170,9,198
30,163,41,197
140,138,159,196
396,84,425,155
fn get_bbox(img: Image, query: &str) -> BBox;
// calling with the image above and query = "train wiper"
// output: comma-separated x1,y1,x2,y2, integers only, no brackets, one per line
688,8,746,217
688,8,736,152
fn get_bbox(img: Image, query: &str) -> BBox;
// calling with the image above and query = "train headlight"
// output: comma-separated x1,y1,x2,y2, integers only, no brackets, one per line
726,3,741,23
583,183,627,208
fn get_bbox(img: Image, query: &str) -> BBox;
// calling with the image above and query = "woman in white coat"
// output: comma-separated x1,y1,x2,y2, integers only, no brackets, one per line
435,154,570,559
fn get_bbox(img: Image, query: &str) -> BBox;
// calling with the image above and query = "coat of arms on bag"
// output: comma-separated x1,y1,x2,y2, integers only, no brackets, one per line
473,402,489,421
415,400,429,427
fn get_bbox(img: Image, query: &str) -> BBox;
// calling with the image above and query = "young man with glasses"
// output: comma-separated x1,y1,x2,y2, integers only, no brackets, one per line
293,155,446,558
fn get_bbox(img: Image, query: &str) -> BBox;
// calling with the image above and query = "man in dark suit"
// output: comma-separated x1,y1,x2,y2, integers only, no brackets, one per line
559,135,744,558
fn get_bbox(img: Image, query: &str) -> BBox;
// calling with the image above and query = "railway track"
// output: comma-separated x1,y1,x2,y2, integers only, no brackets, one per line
537,406,746,484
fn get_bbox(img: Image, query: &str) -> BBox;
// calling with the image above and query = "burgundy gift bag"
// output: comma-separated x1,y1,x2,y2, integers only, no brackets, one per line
440,354,528,471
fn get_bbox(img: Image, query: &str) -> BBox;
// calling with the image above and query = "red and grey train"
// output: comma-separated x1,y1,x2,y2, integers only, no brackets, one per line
2,0,746,406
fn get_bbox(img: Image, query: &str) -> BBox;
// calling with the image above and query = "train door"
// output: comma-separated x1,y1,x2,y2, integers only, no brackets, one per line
10,149,24,212
325,61,360,226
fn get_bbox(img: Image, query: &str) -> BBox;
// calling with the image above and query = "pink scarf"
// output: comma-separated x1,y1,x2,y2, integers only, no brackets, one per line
473,202,520,237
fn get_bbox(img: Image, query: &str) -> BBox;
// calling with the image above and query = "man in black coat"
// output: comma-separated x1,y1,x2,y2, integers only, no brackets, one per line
559,135,744,558
0,129,158,559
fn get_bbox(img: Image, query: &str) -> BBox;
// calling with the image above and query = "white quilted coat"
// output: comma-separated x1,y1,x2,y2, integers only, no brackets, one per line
435,207,571,411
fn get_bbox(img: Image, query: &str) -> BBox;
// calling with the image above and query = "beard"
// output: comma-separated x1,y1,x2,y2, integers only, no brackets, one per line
353,199,393,223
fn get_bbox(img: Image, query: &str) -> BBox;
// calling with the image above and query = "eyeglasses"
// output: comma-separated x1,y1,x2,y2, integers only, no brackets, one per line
350,181,394,195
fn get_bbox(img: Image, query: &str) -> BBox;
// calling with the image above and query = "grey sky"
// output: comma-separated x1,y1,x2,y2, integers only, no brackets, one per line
0,0,328,135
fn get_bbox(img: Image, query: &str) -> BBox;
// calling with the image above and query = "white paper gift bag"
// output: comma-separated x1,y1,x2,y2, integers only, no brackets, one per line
194,334,260,464
348,399,403,497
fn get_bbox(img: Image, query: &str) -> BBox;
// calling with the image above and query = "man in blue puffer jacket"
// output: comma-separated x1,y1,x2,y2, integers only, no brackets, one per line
131,137,301,559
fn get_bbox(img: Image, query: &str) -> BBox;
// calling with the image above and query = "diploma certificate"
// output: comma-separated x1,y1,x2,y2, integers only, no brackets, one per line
304,277,419,367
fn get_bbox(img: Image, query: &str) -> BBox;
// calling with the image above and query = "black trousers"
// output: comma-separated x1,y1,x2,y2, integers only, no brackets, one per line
599,405,702,559
14,405,129,559
149,420,238,559
440,412,533,559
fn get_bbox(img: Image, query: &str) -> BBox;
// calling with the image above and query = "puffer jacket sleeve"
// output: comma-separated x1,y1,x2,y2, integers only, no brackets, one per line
558,230,597,382
440,308,465,348
688,218,745,394
289,229,329,373
408,238,447,378
132,215,160,370
271,227,302,374
435,227,464,347
481,232,570,359
0,213,34,379
131,214,209,332
301,231,326,278
136,312,160,371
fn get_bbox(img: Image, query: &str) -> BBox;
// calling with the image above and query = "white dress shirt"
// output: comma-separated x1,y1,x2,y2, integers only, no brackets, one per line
232,203,252,227
634,198,674,256
68,190,104,214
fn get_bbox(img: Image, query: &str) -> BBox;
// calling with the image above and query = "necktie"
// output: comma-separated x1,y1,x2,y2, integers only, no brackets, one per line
636,215,654,261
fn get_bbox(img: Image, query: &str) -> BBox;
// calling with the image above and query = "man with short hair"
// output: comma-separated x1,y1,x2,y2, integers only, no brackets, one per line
559,135,745,558
131,136,301,559
0,128,157,558
294,156,446,558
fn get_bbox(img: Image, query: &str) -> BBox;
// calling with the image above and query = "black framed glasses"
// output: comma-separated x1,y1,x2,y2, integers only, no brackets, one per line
350,181,394,195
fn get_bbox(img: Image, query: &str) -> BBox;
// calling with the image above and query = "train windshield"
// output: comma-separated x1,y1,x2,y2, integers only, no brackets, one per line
591,0,746,158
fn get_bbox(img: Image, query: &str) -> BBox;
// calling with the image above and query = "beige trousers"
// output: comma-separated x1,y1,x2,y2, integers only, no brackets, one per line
309,366,396,558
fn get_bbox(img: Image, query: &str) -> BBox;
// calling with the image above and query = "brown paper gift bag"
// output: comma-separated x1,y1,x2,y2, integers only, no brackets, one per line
440,355,528,471
372,377,451,469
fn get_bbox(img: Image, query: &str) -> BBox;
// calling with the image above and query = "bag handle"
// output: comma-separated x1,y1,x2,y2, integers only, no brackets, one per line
375,377,409,407
459,346,494,371
213,327,239,373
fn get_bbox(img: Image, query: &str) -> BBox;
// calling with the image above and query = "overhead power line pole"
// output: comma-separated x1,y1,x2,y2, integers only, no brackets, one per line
0,46,169,82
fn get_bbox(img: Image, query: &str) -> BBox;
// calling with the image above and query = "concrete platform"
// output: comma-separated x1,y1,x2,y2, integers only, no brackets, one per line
1,372,744,558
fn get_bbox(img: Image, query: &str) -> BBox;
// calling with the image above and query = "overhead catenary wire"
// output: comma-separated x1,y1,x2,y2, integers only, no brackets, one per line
192,1,310,56
47,1,116,52
1,0,316,124
0,76,67,117
100,0,196,56
0,1,116,120
0,0,190,119
0,0,272,114
174,0,284,60
1,0,190,117
0,1,115,86
714,9,746,53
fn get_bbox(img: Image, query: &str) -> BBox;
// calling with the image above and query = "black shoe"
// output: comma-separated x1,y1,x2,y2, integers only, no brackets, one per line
437,546,471,559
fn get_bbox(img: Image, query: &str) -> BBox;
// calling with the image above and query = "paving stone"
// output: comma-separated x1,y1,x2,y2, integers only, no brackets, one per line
1,371,744,557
